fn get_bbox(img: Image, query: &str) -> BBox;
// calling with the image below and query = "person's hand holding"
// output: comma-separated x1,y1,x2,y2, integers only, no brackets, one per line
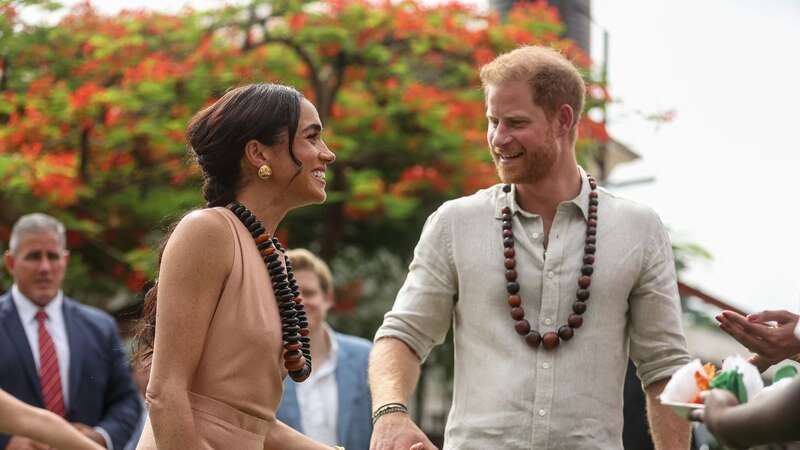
716,309,800,370
370,412,436,450
6,436,51,450
690,389,745,449
72,423,107,446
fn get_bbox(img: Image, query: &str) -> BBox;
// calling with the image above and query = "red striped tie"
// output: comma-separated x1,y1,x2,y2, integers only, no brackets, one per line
35,310,65,416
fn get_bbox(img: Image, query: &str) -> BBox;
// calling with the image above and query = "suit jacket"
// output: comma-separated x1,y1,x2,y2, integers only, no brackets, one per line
0,292,142,449
277,332,373,450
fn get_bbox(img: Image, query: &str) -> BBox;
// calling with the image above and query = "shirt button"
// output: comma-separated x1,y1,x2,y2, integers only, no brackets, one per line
532,232,540,239
538,409,547,416
542,362,550,369
547,271,554,278
544,318,553,325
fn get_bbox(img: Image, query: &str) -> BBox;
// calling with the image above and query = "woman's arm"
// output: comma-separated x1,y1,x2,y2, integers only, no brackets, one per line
146,210,234,450
0,389,104,450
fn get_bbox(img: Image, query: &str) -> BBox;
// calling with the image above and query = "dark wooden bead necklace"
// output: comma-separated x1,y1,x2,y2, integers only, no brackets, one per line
228,202,312,382
501,175,598,350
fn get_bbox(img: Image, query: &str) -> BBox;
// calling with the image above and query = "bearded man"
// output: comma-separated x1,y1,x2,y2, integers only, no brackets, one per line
368,46,692,450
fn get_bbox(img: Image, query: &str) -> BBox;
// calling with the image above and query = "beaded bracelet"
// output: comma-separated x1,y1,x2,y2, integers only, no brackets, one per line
371,402,409,425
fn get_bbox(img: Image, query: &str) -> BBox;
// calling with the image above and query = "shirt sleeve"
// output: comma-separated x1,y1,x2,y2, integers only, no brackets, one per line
628,214,692,387
374,206,457,363
94,426,114,450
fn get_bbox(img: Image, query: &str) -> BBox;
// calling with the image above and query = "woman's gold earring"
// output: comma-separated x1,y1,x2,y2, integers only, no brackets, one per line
257,164,272,180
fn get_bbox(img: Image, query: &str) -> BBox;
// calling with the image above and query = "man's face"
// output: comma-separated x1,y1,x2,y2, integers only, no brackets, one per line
486,80,559,184
294,269,333,332
4,231,69,307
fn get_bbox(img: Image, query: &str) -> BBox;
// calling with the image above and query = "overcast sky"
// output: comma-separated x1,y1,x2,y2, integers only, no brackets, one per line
590,0,800,314
48,0,800,313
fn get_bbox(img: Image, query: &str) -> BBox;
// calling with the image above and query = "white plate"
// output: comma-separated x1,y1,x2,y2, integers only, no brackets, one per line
660,398,704,419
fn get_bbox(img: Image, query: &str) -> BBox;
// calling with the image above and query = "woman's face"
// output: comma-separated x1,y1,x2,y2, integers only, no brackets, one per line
273,98,335,206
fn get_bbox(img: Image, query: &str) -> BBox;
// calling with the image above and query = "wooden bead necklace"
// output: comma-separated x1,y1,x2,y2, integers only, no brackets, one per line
501,175,598,350
228,202,312,381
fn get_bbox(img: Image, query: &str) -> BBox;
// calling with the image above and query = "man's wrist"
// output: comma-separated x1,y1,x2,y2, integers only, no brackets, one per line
372,402,410,425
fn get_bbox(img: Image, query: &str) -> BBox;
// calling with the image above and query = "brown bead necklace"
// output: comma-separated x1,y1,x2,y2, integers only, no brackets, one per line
228,202,312,382
500,174,598,350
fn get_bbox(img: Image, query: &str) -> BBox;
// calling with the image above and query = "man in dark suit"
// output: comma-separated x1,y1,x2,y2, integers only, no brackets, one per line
0,213,141,450
277,249,373,450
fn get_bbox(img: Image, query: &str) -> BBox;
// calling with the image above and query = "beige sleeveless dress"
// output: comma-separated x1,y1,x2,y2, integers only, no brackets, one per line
136,207,286,449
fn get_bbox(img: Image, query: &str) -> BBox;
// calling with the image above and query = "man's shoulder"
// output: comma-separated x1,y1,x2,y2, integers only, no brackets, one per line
64,297,117,329
599,187,664,226
335,332,373,354
436,184,503,219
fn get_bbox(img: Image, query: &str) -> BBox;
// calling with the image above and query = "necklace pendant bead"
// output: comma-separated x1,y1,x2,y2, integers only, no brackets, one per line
542,332,560,349
525,331,542,348
568,314,583,328
504,248,515,258
514,319,531,335
578,276,591,289
510,307,525,320
504,258,515,269
583,255,595,265
558,325,574,341
506,282,520,294
505,269,517,281
576,289,590,301
572,301,587,314
507,295,521,307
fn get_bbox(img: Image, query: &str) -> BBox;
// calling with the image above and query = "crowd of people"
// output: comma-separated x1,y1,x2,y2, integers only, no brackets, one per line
1,45,798,450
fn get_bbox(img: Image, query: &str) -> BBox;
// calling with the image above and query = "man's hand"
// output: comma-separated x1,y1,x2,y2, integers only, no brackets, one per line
72,423,107,446
716,309,800,368
370,413,435,450
6,436,51,450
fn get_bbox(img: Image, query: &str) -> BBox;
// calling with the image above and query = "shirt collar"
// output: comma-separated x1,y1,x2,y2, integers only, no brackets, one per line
494,165,592,221
315,323,339,378
11,284,64,325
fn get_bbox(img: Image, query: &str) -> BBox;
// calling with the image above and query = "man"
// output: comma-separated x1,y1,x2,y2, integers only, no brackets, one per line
0,213,142,450
276,249,373,450
369,46,692,450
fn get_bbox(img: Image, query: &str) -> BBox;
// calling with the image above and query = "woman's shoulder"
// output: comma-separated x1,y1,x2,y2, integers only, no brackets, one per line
165,207,235,262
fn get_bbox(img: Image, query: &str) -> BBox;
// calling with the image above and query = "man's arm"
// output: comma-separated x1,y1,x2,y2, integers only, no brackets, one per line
368,338,434,450
645,378,690,450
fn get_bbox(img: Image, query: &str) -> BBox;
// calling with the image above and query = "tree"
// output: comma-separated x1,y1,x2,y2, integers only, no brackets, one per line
0,0,608,310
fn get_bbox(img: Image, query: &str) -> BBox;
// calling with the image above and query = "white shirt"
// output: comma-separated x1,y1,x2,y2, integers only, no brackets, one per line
11,284,114,450
295,325,339,446
11,284,70,407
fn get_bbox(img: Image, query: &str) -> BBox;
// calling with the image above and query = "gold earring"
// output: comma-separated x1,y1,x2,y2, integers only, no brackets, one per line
257,164,272,180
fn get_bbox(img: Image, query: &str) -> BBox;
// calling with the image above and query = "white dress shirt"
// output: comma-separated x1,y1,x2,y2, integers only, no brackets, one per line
11,284,114,450
295,324,339,446
11,284,70,407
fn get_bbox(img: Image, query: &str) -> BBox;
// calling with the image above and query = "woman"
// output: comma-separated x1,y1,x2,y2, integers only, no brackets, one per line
133,83,340,450
0,388,104,450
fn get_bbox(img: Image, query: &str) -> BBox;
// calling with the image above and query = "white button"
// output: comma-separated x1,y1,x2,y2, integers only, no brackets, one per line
547,271,554,278
544,318,553,325
538,409,547,416
532,232,540,239
542,362,550,369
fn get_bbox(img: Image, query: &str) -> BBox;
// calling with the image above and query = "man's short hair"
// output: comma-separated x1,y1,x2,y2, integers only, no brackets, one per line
285,248,333,295
480,45,586,131
9,213,67,254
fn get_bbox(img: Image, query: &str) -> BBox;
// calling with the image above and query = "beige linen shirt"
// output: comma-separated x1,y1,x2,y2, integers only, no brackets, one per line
375,168,691,450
